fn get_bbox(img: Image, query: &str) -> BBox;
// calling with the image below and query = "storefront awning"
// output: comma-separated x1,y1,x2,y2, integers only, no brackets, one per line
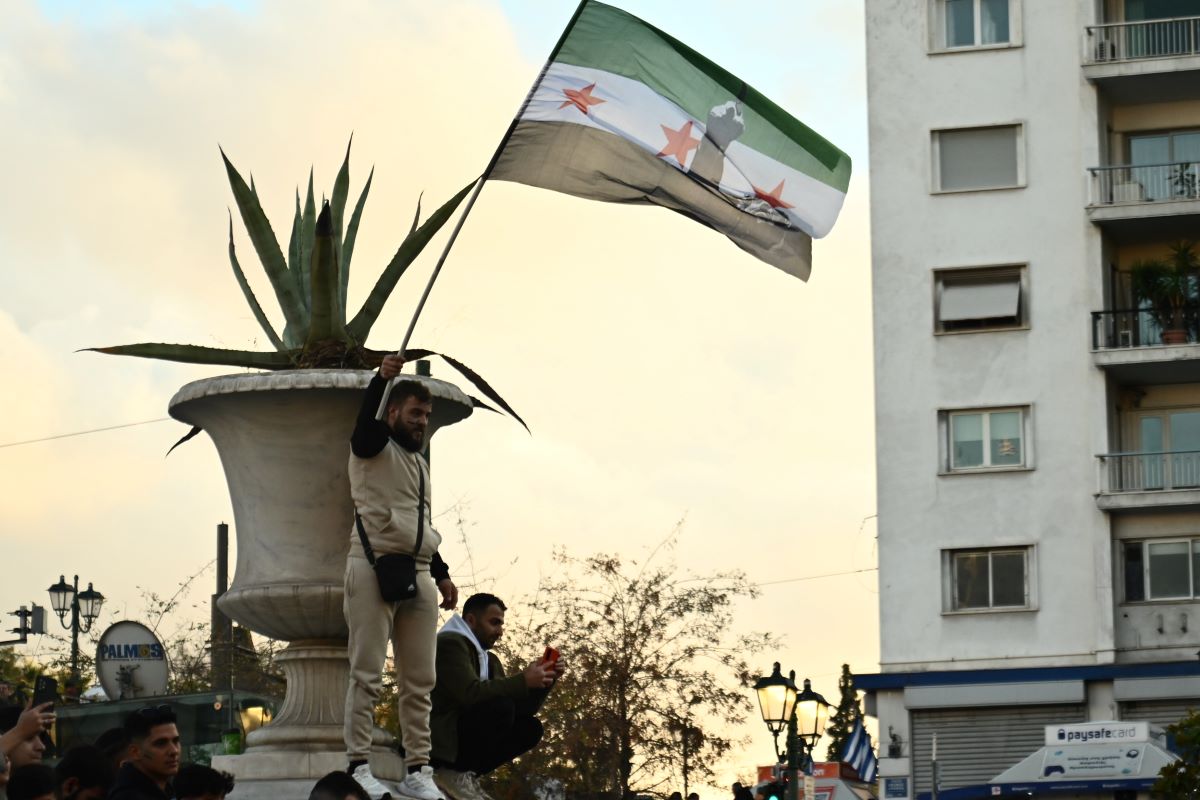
914,721,1179,800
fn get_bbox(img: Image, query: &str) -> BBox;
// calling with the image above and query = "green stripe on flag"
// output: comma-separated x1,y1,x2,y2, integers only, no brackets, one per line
555,1,850,192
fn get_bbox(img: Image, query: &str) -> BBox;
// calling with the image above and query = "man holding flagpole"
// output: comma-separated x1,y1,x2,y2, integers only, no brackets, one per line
346,353,459,800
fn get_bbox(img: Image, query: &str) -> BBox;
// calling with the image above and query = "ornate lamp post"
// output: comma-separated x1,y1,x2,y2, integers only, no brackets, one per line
47,575,105,689
755,663,830,800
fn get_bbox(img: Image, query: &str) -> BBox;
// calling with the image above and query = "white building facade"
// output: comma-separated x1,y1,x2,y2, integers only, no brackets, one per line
860,1,1200,798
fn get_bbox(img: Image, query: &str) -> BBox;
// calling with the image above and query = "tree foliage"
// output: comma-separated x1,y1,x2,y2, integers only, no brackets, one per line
1155,708,1200,799
484,538,774,800
823,664,862,762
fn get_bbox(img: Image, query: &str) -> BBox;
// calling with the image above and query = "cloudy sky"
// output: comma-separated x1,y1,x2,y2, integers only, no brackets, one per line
0,0,874,790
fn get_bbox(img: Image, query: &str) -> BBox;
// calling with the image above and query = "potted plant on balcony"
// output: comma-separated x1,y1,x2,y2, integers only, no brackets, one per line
1130,241,1200,345
84,143,521,788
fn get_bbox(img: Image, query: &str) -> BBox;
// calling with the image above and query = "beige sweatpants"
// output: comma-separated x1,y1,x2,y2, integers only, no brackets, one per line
343,554,439,766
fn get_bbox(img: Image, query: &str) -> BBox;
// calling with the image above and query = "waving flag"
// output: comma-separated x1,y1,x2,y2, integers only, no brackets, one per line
840,716,878,783
490,0,851,281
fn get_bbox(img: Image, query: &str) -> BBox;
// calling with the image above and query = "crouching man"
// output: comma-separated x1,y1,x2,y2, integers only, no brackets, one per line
430,593,563,800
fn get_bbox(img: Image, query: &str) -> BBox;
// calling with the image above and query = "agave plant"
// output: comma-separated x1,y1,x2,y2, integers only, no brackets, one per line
90,142,524,426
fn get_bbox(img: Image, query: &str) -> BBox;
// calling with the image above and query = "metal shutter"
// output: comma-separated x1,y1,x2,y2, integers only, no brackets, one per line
910,704,1086,793
1120,699,1200,728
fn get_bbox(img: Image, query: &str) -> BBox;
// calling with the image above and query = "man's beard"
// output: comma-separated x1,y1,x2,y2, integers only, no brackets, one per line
393,425,425,452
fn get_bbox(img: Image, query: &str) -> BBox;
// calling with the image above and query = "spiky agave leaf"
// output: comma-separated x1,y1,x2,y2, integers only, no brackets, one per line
299,168,316,311
220,148,309,343
404,347,528,432
288,190,303,296
330,138,352,320
306,201,349,347
345,181,474,343
409,192,423,235
228,211,285,351
86,343,297,370
340,165,374,322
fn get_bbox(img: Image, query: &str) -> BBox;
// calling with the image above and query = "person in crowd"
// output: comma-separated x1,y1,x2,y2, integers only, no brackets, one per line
344,353,458,800
308,770,376,800
732,782,755,800
6,763,54,800
53,745,114,800
0,705,52,772
107,706,180,800
90,730,131,772
430,593,562,800
173,764,234,800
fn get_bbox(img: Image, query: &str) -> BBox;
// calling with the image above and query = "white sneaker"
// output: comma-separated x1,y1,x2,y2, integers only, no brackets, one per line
435,769,493,800
351,763,395,800
395,765,446,800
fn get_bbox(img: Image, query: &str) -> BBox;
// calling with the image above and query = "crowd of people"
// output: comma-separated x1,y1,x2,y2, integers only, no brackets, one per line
0,702,237,800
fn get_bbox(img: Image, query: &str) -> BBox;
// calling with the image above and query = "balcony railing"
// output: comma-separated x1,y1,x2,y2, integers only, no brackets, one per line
1086,16,1200,64
1100,450,1200,493
1092,307,1200,349
1089,162,1200,206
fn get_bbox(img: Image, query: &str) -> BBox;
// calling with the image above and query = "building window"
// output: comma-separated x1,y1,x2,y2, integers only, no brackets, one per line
942,407,1029,471
933,125,1024,192
934,0,1014,49
935,265,1026,333
1124,539,1200,602
946,547,1030,611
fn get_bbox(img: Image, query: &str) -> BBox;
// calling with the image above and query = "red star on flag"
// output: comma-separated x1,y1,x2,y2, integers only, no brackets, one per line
752,180,794,210
559,82,605,115
656,120,701,167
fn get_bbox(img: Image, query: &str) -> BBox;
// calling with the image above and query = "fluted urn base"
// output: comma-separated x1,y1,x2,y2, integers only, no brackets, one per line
213,640,402,798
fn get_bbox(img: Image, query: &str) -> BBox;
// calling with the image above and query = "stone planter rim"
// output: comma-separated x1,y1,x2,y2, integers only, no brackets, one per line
168,368,473,419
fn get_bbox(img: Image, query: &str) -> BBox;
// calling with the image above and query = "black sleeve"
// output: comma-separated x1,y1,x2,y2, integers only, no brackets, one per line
431,551,450,583
351,374,393,458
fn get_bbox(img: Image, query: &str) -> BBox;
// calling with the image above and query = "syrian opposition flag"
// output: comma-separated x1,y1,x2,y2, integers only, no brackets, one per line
489,0,851,281
840,716,878,784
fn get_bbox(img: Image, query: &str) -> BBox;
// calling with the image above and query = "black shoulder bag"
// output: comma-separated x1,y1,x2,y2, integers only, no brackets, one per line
355,458,425,602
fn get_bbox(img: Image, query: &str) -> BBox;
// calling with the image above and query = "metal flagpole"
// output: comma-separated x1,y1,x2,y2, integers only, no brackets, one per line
374,0,591,420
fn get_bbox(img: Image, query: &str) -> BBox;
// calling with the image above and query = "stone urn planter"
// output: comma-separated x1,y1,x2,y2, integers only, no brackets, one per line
169,369,471,797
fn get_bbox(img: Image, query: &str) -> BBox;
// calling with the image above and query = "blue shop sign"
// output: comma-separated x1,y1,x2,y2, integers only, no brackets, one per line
884,777,908,798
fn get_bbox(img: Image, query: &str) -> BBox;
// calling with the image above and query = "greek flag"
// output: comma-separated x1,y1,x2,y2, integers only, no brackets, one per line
840,716,878,783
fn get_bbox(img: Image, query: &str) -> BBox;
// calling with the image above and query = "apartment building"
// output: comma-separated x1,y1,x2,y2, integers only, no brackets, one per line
859,1,1200,797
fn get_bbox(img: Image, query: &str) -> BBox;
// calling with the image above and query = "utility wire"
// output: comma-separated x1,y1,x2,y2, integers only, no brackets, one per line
758,567,877,587
0,418,171,449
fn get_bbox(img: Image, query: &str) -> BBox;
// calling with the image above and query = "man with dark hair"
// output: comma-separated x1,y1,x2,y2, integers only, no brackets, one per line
107,706,180,800
6,763,54,800
344,354,459,800
173,764,234,800
53,745,114,799
308,770,373,800
430,593,562,800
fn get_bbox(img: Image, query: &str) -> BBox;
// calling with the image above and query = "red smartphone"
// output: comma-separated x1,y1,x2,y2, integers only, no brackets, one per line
540,646,560,666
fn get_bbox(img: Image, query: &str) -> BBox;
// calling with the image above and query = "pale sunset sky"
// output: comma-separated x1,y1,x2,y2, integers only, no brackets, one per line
0,0,876,793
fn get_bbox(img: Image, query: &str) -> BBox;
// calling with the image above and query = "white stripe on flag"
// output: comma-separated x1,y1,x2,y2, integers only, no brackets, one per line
523,62,848,238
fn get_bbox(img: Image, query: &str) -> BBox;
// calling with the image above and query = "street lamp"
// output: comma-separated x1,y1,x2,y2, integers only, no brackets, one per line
669,703,703,799
754,663,830,800
47,575,105,691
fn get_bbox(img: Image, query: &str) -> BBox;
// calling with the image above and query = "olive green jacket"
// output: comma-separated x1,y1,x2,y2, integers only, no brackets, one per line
430,632,531,764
